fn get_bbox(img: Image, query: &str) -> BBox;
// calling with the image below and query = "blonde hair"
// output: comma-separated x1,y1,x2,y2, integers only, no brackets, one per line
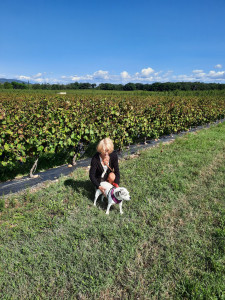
97,138,114,154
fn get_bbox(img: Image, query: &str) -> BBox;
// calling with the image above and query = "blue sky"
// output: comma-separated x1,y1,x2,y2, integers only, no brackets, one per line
1,0,225,84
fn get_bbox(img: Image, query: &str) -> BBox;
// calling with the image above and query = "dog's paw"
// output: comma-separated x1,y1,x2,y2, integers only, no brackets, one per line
106,211,109,215
120,211,124,215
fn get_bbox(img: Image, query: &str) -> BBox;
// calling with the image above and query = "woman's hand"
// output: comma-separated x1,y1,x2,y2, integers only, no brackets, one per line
103,155,109,166
99,185,106,196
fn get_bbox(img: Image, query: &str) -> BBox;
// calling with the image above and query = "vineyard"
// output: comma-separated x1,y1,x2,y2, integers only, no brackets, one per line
0,89,225,180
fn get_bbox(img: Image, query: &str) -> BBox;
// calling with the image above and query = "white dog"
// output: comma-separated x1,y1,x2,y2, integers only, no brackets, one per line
94,181,131,215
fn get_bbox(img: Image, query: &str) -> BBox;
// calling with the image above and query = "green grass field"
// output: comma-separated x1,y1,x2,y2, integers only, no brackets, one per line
0,122,225,299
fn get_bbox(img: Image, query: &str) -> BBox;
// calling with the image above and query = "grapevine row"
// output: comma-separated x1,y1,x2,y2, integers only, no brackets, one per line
0,90,225,172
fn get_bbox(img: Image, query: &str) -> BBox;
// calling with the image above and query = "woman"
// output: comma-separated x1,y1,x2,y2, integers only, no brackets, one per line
89,138,120,195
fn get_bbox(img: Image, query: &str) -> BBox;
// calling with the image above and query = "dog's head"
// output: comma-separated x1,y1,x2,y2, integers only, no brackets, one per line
114,187,131,201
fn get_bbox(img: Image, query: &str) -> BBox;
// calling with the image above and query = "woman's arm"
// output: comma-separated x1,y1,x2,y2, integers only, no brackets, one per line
89,156,101,188
112,152,120,185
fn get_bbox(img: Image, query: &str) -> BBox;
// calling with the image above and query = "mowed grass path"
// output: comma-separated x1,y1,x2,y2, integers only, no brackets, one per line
0,122,225,299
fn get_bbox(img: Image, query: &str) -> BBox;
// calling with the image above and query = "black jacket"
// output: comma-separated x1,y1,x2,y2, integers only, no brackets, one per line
89,151,120,188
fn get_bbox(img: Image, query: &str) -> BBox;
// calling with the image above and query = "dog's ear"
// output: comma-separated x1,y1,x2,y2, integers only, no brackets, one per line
120,188,126,195
116,191,121,197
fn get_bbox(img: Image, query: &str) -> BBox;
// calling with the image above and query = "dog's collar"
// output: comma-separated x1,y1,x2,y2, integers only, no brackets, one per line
110,187,122,204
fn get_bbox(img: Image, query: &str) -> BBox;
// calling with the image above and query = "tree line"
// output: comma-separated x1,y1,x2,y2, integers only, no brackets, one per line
1,81,225,91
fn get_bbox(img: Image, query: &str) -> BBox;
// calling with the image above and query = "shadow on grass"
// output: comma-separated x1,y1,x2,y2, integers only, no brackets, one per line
64,178,108,210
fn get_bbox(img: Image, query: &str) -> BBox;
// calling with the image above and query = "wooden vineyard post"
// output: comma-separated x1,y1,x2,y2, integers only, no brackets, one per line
30,158,39,178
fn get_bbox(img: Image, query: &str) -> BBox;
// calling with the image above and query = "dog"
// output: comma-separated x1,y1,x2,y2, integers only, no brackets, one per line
94,181,131,215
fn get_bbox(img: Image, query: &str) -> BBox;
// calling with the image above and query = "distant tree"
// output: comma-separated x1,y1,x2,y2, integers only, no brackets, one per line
114,84,123,90
41,83,51,90
51,84,61,90
142,84,151,91
98,83,105,90
123,83,136,91
3,82,13,89
11,81,27,89
12,80,225,91
135,83,144,90
79,82,92,89
66,82,79,89
98,83,114,90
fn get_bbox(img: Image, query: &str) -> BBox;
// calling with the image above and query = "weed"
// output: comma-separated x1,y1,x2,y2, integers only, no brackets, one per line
0,198,5,211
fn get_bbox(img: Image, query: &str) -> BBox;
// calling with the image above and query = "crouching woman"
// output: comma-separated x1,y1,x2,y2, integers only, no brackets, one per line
89,138,120,195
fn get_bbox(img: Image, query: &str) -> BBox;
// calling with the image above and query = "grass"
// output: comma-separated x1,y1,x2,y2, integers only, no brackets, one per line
0,122,225,299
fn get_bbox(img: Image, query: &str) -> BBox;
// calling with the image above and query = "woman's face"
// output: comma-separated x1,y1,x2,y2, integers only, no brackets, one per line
101,148,110,158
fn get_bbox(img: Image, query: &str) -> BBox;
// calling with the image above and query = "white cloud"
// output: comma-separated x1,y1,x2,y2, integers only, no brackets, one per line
135,67,155,79
71,75,81,81
154,71,163,76
17,75,31,81
192,70,204,74
191,70,206,79
34,78,45,83
162,70,173,78
140,67,154,77
120,71,131,80
33,72,42,78
173,74,196,82
93,70,109,80
208,70,225,78
12,66,225,85
16,73,47,82
61,70,111,83
172,68,225,82
215,64,222,69
16,73,63,84
133,67,158,82
132,67,164,83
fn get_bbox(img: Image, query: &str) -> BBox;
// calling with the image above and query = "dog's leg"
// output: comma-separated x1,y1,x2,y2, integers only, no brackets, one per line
119,202,123,215
106,202,113,214
94,190,101,206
